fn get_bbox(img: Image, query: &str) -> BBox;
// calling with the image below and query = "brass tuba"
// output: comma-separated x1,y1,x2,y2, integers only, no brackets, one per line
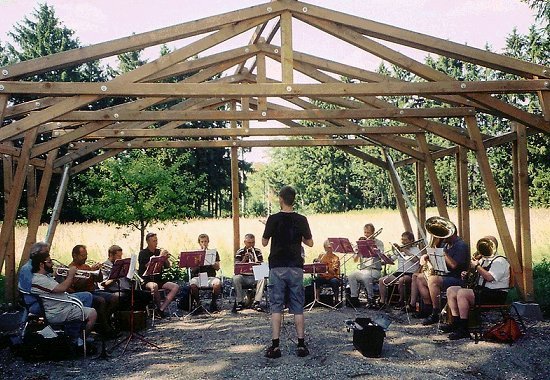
422,216,457,277
465,236,498,288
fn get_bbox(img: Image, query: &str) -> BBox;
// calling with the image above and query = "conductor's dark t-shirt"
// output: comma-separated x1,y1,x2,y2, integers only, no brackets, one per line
262,211,312,269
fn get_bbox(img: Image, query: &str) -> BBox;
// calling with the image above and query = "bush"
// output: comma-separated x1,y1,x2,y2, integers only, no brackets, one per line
534,259,550,318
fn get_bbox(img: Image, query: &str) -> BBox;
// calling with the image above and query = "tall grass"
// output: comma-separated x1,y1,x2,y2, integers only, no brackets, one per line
8,208,549,276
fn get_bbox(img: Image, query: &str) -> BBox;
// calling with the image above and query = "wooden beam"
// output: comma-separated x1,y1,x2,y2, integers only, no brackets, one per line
456,146,470,246
19,150,58,268
386,153,412,232
0,1,285,80
55,107,474,122
297,14,550,134
537,85,550,122
86,125,423,138
417,134,449,219
415,160,426,239
465,116,523,298
2,79,548,97
0,15,274,143
2,144,15,302
286,1,550,78
512,122,533,301
0,128,38,272
338,146,388,169
230,102,241,255
280,11,294,83
257,50,267,112
0,95,7,126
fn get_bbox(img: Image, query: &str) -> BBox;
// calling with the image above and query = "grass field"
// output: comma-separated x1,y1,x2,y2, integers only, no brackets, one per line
8,208,549,276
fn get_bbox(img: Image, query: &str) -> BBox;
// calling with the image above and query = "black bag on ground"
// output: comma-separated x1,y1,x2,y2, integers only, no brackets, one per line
177,285,190,311
352,317,385,358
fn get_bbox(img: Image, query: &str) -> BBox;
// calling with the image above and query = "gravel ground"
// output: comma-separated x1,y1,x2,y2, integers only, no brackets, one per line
1,304,548,380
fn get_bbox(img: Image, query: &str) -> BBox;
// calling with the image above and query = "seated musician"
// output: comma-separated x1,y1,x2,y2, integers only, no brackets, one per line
189,233,222,313
138,232,180,318
347,223,384,308
444,236,510,340
101,245,152,311
19,242,93,319
313,240,341,306
415,224,469,325
68,244,120,338
30,243,97,337
378,231,420,308
232,233,266,311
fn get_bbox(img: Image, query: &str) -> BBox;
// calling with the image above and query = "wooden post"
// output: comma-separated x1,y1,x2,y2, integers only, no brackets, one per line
45,164,70,246
230,101,240,255
2,146,16,303
456,146,470,246
417,134,449,219
465,116,524,298
0,128,38,274
256,47,268,113
512,123,534,301
0,95,7,126
280,11,293,83
19,149,58,268
384,150,412,232
415,160,426,239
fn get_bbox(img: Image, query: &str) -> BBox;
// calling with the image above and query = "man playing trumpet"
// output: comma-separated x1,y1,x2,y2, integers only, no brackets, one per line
138,232,180,318
444,236,510,340
68,244,120,338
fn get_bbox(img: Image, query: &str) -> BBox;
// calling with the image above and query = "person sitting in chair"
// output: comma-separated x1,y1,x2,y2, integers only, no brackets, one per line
138,233,180,318
232,233,266,312
30,244,97,335
101,245,152,311
313,240,341,306
378,231,420,308
444,236,510,340
189,233,222,313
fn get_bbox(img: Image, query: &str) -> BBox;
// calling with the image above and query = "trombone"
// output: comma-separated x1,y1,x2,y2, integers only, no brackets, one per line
382,240,424,286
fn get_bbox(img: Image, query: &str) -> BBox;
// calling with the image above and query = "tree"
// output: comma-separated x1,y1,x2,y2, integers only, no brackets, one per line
80,151,205,250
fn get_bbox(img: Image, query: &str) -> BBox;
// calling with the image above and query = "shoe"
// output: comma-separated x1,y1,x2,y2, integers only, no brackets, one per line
440,323,456,333
253,302,263,312
157,309,166,319
422,314,440,325
209,302,220,313
265,346,281,359
448,329,471,340
235,302,245,311
296,345,310,357
413,309,432,319
346,296,361,308
394,301,405,310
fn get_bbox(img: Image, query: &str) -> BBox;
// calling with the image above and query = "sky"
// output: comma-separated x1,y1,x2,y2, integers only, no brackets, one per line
0,0,539,162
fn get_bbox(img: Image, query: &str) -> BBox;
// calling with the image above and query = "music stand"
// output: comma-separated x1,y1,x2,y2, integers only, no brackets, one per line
109,255,159,355
304,263,336,311
426,247,449,275
329,237,354,303
179,251,212,318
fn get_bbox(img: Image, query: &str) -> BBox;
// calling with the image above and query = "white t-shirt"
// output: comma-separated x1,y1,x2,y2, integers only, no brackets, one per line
477,255,510,290
31,273,81,323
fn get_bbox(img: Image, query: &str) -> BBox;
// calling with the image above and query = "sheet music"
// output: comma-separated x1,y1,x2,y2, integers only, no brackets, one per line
426,247,448,274
252,263,269,281
126,254,137,280
204,249,217,266
199,272,209,287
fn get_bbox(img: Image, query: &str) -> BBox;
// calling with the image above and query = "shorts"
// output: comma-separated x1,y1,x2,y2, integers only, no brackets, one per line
269,267,304,315
189,276,221,288
475,288,508,305
442,276,463,290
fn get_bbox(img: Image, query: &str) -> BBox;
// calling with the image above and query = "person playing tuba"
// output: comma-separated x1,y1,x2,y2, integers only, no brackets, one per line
415,217,469,325
443,236,511,340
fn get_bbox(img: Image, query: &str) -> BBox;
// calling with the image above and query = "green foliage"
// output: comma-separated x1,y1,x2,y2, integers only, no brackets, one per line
533,259,550,318
80,151,205,249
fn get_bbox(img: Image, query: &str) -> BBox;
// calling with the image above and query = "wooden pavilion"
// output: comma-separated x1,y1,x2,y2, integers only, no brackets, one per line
0,0,548,302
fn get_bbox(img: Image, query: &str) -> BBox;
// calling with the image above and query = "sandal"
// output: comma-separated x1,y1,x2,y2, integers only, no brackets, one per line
296,345,309,357
265,346,281,359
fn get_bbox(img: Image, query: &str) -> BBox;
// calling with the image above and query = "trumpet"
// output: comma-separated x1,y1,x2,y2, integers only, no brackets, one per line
56,266,101,279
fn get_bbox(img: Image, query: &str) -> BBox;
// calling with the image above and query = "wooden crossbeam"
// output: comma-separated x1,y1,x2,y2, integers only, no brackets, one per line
1,80,548,97
85,125,423,138
54,107,474,122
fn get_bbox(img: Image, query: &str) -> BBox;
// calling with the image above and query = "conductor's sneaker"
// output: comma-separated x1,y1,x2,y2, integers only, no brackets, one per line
422,314,439,325
265,346,281,359
296,345,310,357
